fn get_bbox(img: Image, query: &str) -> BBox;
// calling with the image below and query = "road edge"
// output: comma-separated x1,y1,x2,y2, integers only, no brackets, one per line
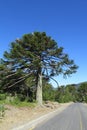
11,103,72,130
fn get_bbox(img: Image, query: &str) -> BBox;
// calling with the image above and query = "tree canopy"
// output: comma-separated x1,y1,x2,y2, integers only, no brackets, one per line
0,32,78,105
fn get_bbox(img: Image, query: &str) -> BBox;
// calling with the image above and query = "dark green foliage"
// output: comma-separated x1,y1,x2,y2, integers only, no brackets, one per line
0,32,78,104
77,82,87,102
42,82,56,101
1,32,78,79
55,86,65,103
0,94,6,100
55,85,78,103
65,84,78,102
55,82,87,103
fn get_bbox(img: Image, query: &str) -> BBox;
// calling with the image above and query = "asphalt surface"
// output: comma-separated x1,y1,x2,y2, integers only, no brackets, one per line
34,103,87,130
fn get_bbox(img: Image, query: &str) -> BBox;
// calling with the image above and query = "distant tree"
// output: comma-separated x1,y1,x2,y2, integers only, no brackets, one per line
55,84,78,103
64,87,74,102
42,82,55,101
77,82,87,102
0,32,78,105
66,84,77,102
55,85,65,102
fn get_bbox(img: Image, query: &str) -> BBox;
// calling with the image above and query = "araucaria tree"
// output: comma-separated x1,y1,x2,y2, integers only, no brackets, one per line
1,32,78,105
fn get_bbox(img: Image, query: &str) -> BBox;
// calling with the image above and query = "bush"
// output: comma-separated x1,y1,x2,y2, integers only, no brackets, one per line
0,94,6,100
0,104,5,118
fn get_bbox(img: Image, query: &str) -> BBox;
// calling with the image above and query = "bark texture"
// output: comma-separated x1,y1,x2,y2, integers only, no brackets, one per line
36,74,42,106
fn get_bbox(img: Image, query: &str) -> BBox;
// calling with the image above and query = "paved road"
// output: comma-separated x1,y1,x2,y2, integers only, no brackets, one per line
34,103,87,130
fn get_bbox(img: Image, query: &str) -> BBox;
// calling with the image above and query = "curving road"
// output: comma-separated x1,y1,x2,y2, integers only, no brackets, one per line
34,103,87,130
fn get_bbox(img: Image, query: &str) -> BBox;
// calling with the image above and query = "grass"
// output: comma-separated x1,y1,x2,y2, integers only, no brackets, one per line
0,98,37,120
0,100,5,105
9,100,37,107
0,98,37,108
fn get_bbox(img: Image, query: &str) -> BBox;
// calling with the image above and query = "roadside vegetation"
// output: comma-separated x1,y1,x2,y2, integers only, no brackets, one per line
0,81,87,105
0,80,87,118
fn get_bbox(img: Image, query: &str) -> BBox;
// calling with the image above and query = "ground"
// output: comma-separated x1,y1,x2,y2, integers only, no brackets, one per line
0,102,71,130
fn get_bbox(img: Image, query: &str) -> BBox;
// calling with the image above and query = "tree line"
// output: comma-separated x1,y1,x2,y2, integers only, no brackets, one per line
55,82,87,103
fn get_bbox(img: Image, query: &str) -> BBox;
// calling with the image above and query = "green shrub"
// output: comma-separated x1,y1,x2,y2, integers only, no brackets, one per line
0,94,6,100
0,104,5,118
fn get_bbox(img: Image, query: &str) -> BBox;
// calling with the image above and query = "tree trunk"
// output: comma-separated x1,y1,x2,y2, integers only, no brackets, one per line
36,73,43,106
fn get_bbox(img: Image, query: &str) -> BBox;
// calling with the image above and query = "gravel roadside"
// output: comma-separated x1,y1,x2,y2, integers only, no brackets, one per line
0,102,72,130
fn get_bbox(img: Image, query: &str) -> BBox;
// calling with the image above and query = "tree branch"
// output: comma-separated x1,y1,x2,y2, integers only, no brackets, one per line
4,72,33,89
49,77,59,87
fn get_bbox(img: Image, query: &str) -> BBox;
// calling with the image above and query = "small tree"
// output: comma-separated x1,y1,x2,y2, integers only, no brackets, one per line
0,32,78,105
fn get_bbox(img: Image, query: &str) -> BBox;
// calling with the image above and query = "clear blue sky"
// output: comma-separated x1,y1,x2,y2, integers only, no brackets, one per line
0,0,87,87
